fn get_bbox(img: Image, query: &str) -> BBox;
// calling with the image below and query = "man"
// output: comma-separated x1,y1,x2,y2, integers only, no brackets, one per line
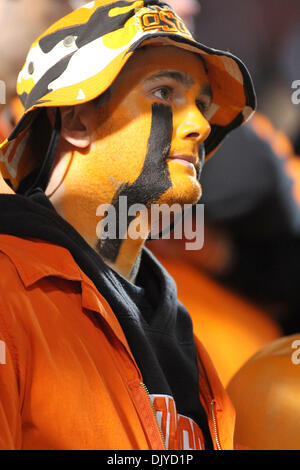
0,0,255,450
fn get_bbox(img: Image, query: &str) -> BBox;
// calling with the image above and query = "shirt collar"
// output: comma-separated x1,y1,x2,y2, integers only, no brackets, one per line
0,234,82,287
0,233,134,357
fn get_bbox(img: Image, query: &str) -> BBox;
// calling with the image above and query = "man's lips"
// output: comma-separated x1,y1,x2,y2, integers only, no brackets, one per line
167,155,198,169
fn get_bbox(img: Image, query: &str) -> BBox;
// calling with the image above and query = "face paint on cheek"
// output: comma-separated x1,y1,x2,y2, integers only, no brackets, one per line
97,103,173,264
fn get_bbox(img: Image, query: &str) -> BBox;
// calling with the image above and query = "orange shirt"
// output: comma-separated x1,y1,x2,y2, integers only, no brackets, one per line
0,234,236,450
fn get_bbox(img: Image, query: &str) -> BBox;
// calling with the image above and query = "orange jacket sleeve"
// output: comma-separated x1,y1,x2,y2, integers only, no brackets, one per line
0,303,22,449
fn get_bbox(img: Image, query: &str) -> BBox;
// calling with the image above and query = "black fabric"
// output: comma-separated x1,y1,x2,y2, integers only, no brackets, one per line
23,109,62,195
0,191,213,449
8,110,38,140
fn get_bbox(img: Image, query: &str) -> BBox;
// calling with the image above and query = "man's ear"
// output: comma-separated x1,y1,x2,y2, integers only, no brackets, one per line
47,103,94,149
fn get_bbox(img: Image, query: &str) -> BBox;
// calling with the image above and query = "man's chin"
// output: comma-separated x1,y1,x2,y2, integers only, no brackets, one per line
159,177,202,207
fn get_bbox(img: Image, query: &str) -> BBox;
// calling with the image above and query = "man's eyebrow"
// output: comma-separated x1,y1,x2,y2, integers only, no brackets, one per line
143,70,213,99
143,70,195,88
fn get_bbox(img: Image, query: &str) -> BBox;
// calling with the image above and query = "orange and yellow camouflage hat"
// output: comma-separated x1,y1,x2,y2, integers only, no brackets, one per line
0,0,256,192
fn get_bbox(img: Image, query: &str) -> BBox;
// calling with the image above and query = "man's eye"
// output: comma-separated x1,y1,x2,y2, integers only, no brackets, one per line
152,86,173,102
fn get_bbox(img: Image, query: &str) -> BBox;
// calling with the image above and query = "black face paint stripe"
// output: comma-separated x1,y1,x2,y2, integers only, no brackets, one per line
98,103,173,263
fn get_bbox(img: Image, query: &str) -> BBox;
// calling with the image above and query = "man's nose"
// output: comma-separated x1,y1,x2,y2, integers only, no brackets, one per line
176,107,211,144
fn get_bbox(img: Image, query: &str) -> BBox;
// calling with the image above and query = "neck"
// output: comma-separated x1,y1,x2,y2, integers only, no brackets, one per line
95,203,150,282
47,148,150,283
102,237,145,283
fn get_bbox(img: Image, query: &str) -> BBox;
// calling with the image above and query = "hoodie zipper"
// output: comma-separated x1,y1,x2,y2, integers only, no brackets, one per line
210,400,222,450
196,349,223,450
140,382,166,450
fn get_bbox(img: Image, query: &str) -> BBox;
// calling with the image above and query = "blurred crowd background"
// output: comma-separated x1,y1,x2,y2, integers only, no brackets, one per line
190,0,300,149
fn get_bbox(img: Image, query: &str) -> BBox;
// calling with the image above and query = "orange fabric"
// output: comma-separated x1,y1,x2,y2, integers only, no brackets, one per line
249,112,295,159
0,233,236,450
155,255,281,387
227,334,300,450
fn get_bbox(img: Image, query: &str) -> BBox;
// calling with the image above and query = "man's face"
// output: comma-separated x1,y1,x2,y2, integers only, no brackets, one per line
54,46,212,243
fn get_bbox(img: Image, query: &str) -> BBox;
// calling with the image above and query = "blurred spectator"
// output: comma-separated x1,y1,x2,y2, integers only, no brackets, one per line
150,233,281,387
150,109,300,382
201,115,300,236
200,113,300,335
150,110,300,383
227,334,300,450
